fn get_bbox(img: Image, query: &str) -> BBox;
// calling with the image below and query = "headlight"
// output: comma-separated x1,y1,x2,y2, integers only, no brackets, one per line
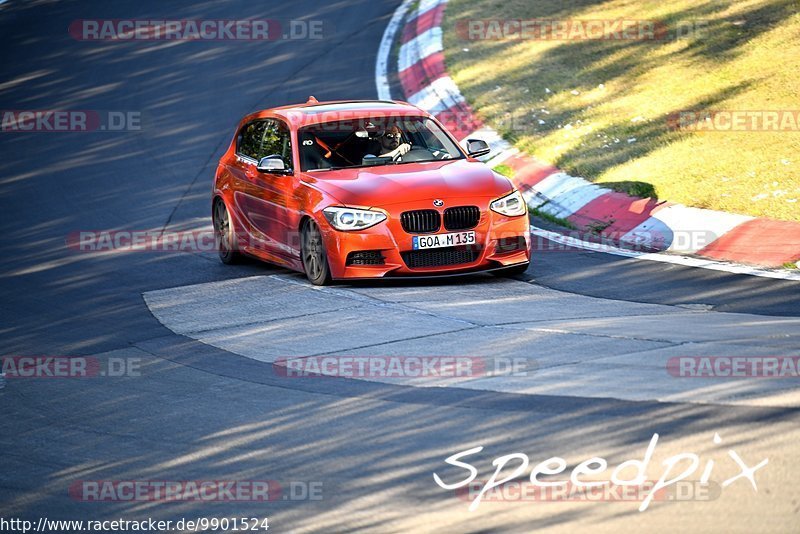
323,206,387,231
490,190,527,217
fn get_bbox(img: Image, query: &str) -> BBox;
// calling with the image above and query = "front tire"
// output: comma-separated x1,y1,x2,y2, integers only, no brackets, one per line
213,199,242,265
301,219,332,286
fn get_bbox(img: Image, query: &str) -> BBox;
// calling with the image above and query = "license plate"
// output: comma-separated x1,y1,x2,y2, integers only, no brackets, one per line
412,231,476,250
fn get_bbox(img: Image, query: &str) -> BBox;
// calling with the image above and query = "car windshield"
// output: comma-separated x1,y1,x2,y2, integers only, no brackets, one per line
298,116,464,171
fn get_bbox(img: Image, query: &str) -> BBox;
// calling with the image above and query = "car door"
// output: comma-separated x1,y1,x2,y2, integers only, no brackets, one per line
227,119,267,252
233,118,298,260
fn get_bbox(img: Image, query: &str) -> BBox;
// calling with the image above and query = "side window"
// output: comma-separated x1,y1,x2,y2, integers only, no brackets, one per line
261,120,293,169
238,121,268,160
237,119,292,169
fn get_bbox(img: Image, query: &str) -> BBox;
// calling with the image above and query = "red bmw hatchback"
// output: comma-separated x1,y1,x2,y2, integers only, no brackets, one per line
212,98,531,285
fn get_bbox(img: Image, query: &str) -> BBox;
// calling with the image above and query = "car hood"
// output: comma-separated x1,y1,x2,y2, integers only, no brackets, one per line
301,159,514,208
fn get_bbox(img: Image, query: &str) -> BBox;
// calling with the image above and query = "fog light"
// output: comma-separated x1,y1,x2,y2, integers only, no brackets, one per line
346,250,385,266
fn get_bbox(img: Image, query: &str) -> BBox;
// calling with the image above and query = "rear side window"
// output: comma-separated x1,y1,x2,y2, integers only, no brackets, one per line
238,121,268,160
237,119,293,168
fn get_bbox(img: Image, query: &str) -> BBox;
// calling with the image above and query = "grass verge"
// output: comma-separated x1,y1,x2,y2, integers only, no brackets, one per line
443,0,800,222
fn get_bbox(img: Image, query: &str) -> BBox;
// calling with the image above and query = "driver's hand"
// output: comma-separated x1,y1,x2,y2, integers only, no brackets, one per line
387,143,412,160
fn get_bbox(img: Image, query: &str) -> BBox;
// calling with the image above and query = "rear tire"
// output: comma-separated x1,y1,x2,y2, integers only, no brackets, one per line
213,199,242,265
301,219,332,286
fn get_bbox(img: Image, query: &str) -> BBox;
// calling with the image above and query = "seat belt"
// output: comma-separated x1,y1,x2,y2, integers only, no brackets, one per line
314,135,356,165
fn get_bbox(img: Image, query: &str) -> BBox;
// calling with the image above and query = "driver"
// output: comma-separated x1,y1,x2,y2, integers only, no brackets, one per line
368,125,411,160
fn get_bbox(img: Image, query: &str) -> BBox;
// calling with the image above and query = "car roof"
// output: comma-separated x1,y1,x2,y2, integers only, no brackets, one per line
243,99,431,128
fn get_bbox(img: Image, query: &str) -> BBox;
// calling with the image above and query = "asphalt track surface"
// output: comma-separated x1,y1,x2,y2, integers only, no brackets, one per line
1,1,799,532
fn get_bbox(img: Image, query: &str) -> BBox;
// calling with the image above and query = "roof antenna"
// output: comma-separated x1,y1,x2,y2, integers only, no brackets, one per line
306,96,319,104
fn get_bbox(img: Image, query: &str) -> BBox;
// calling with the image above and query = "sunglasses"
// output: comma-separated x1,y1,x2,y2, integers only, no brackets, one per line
383,133,402,139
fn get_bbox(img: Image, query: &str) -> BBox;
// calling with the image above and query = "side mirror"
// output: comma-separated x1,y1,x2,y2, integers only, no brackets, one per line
257,155,291,174
466,139,491,158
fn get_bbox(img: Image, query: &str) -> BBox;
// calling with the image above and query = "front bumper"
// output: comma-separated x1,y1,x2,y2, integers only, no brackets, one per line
316,198,531,280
